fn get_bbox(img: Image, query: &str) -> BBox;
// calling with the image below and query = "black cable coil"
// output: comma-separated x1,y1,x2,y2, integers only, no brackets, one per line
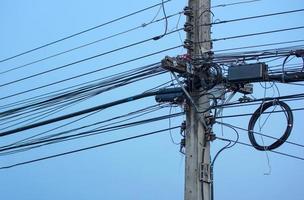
248,100,293,151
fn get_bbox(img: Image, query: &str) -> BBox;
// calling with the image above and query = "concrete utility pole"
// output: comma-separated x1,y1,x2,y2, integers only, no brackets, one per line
184,0,212,200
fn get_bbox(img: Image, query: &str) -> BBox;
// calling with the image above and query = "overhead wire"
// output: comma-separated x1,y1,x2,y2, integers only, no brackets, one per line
198,26,304,44
0,126,181,170
213,39,304,53
0,10,183,76
211,0,261,8
0,65,166,129
0,45,182,103
0,105,179,154
215,121,304,149
0,0,173,63
216,136,304,161
0,88,185,137
204,8,304,26
0,28,182,88
1,104,164,150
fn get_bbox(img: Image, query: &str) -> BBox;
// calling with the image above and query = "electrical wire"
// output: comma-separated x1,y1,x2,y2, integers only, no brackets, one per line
1,104,165,151
0,88,185,137
213,39,304,53
216,136,304,161
204,9,304,26
215,121,304,149
0,64,165,127
0,45,182,103
211,123,239,200
0,11,183,76
0,28,182,88
211,0,261,9
153,0,169,40
198,26,304,44
0,0,172,63
0,111,183,154
0,126,181,170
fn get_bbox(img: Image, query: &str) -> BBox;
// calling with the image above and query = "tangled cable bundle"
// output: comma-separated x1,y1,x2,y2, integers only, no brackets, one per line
248,100,293,151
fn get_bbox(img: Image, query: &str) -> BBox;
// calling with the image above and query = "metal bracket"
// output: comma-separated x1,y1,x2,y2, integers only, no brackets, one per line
200,163,211,183
161,56,187,75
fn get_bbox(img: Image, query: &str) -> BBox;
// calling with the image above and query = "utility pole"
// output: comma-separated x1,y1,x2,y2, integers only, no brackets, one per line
184,0,212,200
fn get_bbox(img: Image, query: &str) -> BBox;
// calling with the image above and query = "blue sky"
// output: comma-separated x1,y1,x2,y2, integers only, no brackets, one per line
0,0,303,199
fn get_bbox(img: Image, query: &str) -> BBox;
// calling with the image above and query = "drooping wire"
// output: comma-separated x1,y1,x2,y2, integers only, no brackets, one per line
211,123,239,200
153,0,169,40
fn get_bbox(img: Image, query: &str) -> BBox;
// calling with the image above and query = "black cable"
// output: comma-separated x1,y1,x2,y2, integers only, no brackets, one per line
211,123,239,200
0,88,184,137
2,104,163,151
0,11,183,76
0,65,164,121
213,92,304,109
198,26,304,44
0,111,183,153
0,0,172,63
0,126,181,170
248,100,293,151
215,121,304,149
0,45,182,102
0,28,182,88
213,39,304,53
153,0,169,40
216,107,304,119
211,0,261,8
0,63,158,109
216,136,304,161
205,9,304,26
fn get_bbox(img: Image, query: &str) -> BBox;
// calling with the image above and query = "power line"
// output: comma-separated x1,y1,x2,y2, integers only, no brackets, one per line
0,112,184,153
206,8,304,26
216,136,304,161
0,0,172,63
211,0,261,8
0,126,181,170
15,104,166,146
200,26,304,43
213,92,304,109
213,39,304,53
215,121,304,149
0,28,182,88
0,45,182,102
0,67,166,130
0,11,183,76
216,107,304,119
0,89,184,137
